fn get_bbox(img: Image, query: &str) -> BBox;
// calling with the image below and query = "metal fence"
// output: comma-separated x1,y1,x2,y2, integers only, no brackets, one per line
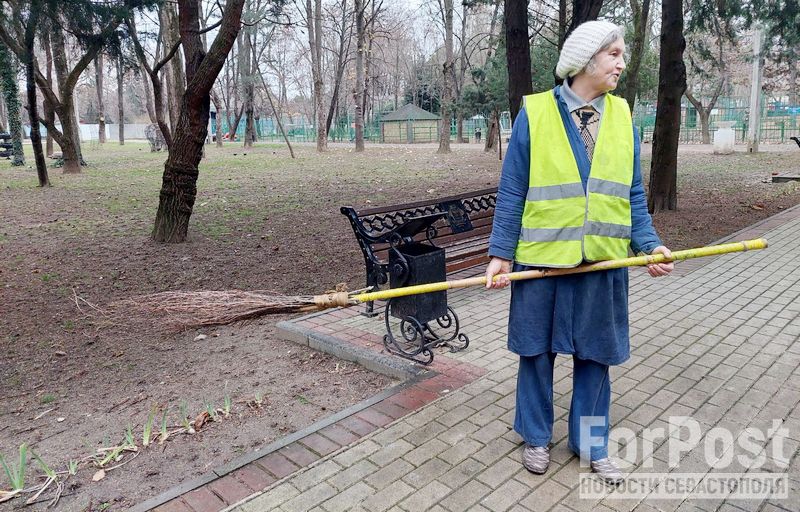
633,94,800,144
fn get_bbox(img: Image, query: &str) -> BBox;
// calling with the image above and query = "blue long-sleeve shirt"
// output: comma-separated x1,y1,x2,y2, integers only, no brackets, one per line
490,86,662,365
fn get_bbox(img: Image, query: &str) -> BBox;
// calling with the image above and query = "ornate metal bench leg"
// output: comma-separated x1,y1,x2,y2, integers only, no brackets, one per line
383,300,469,365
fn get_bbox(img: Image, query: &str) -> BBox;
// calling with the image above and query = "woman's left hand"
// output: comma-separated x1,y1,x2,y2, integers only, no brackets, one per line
647,246,674,277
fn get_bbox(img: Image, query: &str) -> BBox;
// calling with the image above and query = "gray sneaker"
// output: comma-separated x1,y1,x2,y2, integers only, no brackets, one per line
590,457,623,485
522,445,550,474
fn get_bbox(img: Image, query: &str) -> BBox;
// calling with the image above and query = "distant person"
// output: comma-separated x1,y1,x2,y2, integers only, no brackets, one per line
475,128,482,143
485,20,673,484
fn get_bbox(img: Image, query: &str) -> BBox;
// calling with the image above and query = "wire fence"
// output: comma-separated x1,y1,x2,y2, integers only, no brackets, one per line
211,93,799,146
633,94,800,144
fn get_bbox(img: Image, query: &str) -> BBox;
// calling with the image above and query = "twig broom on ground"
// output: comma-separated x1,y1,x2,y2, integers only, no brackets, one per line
113,239,767,329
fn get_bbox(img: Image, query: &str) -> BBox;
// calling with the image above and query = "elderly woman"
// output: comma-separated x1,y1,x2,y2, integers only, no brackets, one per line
485,21,673,483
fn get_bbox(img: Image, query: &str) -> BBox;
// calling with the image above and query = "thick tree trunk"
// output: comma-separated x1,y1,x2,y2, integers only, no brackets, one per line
623,0,651,112
49,20,85,172
648,0,686,213
438,0,454,154
95,53,106,143
0,45,25,166
353,0,365,151
116,54,125,145
504,0,533,120
152,0,245,243
23,1,48,185
55,102,84,173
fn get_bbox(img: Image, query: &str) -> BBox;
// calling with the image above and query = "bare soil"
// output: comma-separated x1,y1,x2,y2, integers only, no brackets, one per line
1,141,798,511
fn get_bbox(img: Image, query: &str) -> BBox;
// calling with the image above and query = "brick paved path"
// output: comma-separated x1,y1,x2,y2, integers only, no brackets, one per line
145,207,800,512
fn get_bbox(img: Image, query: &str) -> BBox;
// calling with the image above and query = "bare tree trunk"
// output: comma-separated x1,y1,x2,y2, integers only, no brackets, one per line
212,89,224,147
160,2,185,136
789,50,798,106
49,20,84,172
116,54,125,145
353,0,365,151
241,4,255,148
505,0,532,120
454,3,469,144
41,31,54,157
438,0,454,154
23,0,48,185
623,0,651,112
152,0,245,243
95,53,106,143
485,110,498,152
306,0,327,151
648,0,685,213
142,71,157,124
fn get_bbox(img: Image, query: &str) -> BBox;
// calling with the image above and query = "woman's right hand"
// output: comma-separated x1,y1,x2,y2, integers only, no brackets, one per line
485,257,512,289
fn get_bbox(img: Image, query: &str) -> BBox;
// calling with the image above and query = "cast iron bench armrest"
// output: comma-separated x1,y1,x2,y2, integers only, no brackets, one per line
340,187,498,313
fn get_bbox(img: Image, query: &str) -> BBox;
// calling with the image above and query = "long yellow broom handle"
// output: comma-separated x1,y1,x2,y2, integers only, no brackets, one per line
351,238,768,304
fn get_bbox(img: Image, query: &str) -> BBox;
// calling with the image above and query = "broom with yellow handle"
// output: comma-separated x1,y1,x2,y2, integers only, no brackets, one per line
119,239,767,328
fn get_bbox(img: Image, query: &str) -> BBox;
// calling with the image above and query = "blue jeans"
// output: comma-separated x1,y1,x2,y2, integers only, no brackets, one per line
514,353,611,461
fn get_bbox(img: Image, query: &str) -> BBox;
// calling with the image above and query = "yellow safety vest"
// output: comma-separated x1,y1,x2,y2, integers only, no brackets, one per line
514,90,634,267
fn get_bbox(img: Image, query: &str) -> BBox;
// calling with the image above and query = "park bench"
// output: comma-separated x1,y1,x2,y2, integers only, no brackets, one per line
0,133,12,159
340,187,497,364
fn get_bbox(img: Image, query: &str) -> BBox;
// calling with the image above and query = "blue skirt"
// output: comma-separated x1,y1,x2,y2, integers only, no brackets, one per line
507,263,630,366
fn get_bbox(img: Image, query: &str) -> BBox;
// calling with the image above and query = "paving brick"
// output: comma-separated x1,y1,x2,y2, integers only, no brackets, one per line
208,474,254,505
401,457,451,487
300,432,341,457
320,423,361,446
365,458,414,490
329,459,379,491
338,415,380,437
231,464,277,492
239,482,300,510
437,457,486,489
255,451,300,480
281,482,337,512
289,459,341,492
360,480,415,512
279,442,320,468
475,455,521,489
332,438,381,467
439,478,491,511
182,486,226,512
478,478,531,511
398,480,452,511
519,479,571,511
321,482,375,512
356,407,395,428
368,438,414,466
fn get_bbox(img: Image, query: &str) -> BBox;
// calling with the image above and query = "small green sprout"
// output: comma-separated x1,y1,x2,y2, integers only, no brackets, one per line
142,406,156,448
0,443,27,490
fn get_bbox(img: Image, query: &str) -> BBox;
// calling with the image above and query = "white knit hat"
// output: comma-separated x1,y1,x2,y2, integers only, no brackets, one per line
556,21,621,79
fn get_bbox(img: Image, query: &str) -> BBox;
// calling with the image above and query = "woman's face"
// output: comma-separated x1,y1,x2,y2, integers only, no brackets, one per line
585,38,627,92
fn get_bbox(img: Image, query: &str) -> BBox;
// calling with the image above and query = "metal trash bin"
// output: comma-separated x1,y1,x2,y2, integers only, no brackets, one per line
380,213,469,364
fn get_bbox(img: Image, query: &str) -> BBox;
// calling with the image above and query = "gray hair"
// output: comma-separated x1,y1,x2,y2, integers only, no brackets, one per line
583,27,625,74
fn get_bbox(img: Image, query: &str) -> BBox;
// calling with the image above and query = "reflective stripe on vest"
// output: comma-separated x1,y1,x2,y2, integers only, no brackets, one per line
514,91,634,267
